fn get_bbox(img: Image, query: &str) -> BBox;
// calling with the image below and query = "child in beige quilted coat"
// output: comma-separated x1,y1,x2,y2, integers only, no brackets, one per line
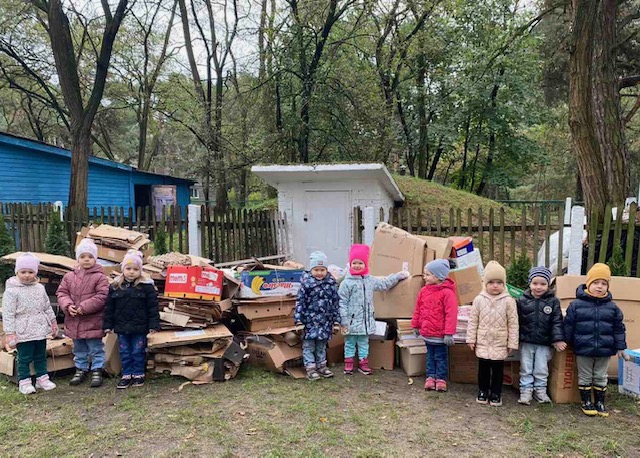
467,261,519,407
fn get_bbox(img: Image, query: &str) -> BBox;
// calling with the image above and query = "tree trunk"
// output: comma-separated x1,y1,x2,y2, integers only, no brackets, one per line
396,97,415,176
68,127,91,208
415,52,428,179
458,114,471,189
427,137,444,180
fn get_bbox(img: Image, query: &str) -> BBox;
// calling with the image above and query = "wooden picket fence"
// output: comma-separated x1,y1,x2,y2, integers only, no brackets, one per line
353,203,640,277
1,203,289,264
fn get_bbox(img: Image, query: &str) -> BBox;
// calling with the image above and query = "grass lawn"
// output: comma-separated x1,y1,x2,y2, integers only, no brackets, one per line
1,367,639,457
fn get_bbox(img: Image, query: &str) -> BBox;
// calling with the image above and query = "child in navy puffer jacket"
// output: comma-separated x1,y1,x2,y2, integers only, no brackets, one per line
295,251,340,380
564,263,627,417
411,259,458,393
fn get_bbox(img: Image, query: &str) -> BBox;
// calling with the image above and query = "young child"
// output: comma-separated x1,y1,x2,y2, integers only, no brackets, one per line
294,251,340,380
411,259,458,392
103,250,159,389
338,244,409,375
516,266,566,405
56,238,110,387
2,253,58,394
564,263,627,417
466,261,518,406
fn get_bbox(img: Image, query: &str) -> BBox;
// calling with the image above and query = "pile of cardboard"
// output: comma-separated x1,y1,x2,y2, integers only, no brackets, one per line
77,224,152,264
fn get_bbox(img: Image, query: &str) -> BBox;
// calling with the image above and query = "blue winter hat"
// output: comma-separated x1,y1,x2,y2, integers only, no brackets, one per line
528,266,552,285
424,259,450,280
309,251,328,270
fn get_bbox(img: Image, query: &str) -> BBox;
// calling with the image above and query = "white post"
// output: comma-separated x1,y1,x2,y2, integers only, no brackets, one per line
188,204,201,257
363,207,376,246
54,201,64,221
564,197,572,225
567,205,585,275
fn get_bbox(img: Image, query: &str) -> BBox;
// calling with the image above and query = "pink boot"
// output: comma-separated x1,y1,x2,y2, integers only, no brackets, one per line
344,357,354,375
358,358,373,375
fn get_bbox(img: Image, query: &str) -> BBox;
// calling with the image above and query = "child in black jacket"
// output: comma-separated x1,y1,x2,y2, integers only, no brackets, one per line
564,263,627,417
103,250,159,389
516,267,565,405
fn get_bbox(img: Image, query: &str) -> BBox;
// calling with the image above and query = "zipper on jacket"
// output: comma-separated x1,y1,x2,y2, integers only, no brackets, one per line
594,303,599,354
363,282,368,335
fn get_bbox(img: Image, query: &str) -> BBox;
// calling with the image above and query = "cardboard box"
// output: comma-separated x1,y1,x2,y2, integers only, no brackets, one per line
103,333,121,375
243,315,296,332
244,330,305,378
448,344,478,384
327,331,345,365
448,266,483,305
374,276,425,319
554,275,640,378
548,347,581,404
237,269,303,298
370,320,389,340
46,338,74,357
449,236,474,258
0,352,75,380
76,227,152,263
618,349,640,398
367,339,395,370
370,223,430,276
147,324,233,349
397,340,426,376
165,265,223,301
451,248,484,277
416,235,453,260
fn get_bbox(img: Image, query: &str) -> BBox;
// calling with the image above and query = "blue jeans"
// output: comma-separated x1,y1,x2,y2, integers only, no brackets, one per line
426,344,448,380
118,334,147,376
519,342,552,390
302,339,328,367
344,335,369,359
73,338,105,371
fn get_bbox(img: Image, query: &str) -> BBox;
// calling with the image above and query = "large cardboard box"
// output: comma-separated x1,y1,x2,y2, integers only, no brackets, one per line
397,340,426,376
374,276,425,319
416,235,453,260
451,248,484,277
103,333,122,375
367,339,395,370
148,324,233,349
165,265,223,301
448,344,478,384
237,269,304,299
548,347,581,404
554,275,640,377
0,352,75,381
371,223,431,276
236,297,296,332
244,329,305,378
449,236,474,258
448,266,483,305
327,331,345,366
618,349,640,398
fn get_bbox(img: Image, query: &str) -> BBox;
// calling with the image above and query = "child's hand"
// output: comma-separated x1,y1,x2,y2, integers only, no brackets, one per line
340,326,348,335
553,341,567,352
413,328,420,338
467,343,475,351
51,322,58,337
76,307,84,315
4,333,17,351
443,335,455,346
104,329,112,334
618,350,631,361
69,305,78,316
507,348,514,356
397,271,410,280
149,329,158,334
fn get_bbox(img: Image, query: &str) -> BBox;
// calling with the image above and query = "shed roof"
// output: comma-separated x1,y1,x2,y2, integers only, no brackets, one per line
0,131,195,184
251,163,404,202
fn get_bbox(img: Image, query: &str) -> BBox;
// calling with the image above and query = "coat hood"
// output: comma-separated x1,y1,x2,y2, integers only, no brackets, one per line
5,276,38,289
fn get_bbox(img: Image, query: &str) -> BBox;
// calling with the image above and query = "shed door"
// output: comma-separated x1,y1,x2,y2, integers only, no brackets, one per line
304,190,351,267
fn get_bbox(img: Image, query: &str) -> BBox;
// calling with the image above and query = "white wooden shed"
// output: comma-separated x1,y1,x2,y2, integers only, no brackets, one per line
251,163,404,267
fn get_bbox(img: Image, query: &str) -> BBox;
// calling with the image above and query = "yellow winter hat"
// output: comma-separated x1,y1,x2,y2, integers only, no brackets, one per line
483,260,506,285
586,263,611,288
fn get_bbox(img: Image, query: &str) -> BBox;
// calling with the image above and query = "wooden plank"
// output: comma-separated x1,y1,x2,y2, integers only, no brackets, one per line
436,209,442,237
100,207,105,224
34,204,41,252
270,210,278,256
545,204,552,267
489,208,495,261
598,204,612,264
532,206,540,266
467,208,472,243
456,208,462,236
521,207,527,259
177,206,184,253
416,209,423,234
136,207,142,233
510,225,515,264
449,207,454,237
613,202,624,249
499,208,505,266
557,207,565,276
586,208,599,271
405,206,412,233
625,203,637,274
478,208,484,261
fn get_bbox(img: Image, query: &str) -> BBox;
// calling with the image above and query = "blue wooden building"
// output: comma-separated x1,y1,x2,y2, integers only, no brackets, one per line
0,132,195,215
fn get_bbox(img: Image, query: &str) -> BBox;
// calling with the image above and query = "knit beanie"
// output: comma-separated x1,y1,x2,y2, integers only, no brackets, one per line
483,260,506,285
528,266,552,285
349,244,370,275
121,249,144,269
309,251,328,270
586,263,611,288
15,252,40,274
75,238,98,261
424,259,450,280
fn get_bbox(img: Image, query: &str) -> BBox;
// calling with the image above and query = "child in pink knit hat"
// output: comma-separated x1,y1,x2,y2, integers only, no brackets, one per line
338,244,409,375
3,253,58,394
103,250,159,389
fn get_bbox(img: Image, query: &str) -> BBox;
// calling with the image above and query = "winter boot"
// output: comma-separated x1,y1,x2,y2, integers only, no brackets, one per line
316,361,334,378
343,357,354,375
35,374,56,391
476,390,489,404
70,369,88,386
357,358,373,375
18,379,36,395
518,388,533,405
424,377,436,391
435,379,448,392
90,369,104,388
593,385,609,417
579,385,597,416
306,364,321,381
533,387,552,404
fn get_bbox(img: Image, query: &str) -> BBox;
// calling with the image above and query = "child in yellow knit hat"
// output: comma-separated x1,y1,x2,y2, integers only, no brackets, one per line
564,263,628,417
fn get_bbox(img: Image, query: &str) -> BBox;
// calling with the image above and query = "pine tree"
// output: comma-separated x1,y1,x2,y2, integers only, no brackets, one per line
44,210,71,256
607,244,629,277
154,223,168,255
507,255,532,290
0,217,15,282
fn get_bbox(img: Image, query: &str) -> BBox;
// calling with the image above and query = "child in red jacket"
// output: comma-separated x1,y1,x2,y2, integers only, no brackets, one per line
412,259,458,392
